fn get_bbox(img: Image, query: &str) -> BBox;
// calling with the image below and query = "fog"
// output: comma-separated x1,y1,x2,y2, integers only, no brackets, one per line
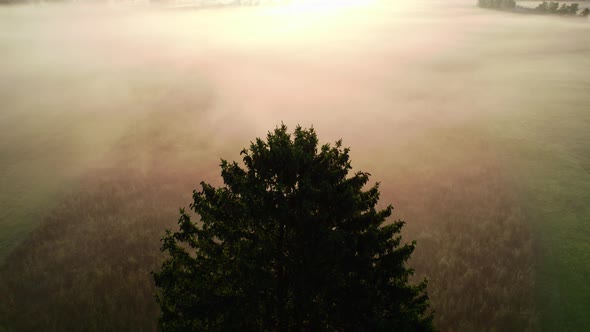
0,0,485,249
1,0,589,330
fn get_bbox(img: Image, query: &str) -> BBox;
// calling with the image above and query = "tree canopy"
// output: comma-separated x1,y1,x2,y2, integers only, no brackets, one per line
153,125,435,331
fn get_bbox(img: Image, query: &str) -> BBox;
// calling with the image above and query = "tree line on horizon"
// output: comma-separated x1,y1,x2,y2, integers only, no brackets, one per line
477,0,516,10
535,1,590,16
477,0,590,16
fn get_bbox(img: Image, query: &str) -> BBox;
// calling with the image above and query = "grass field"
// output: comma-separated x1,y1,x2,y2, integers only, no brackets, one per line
484,77,590,330
0,1,589,330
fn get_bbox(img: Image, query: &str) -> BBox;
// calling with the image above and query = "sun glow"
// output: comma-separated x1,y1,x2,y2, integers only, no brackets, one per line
251,0,376,37
282,0,375,13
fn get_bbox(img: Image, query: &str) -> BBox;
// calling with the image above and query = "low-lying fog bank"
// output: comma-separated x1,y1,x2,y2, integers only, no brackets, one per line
1,1,589,330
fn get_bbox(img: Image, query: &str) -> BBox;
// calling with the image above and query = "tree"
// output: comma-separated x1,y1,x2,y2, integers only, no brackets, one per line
536,1,549,12
581,8,590,17
153,125,435,331
503,0,516,9
568,3,579,15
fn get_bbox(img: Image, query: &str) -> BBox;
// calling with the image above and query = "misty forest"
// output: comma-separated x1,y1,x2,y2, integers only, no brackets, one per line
0,0,589,331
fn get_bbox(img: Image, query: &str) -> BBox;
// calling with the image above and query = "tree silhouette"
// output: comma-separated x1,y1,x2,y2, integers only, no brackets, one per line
567,3,580,15
153,125,435,331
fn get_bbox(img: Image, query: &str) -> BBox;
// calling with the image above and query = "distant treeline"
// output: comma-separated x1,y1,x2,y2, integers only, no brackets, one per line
478,0,590,16
534,1,590,15
478,0,516,10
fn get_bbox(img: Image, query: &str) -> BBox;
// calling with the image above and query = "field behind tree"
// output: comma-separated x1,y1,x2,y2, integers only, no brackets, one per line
0,1,589,330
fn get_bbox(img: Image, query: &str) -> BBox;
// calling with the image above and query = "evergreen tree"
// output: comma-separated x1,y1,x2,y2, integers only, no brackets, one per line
153,125,435,331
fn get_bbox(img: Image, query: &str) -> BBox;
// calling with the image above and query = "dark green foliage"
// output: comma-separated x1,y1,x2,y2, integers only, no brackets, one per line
581,7,590,16
478,0,584,16
477,0,584,16
535,1,582,15
567,3,579,14
153,125,435,331
535,1,561,13
546,1,559,13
